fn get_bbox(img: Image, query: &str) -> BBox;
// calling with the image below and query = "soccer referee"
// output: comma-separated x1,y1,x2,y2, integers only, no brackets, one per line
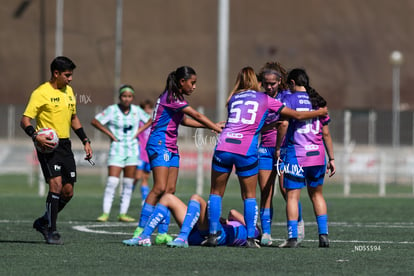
20,56,93,245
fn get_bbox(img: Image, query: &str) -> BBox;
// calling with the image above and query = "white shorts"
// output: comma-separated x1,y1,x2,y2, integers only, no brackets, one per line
107,154,139,168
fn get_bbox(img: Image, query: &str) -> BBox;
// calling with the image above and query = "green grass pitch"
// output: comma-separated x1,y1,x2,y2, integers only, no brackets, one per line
1,173,413,275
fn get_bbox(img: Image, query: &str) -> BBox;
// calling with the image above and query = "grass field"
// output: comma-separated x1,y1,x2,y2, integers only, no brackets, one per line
1,173,414,275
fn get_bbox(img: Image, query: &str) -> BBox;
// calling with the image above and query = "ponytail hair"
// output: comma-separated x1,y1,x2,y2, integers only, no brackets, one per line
287,68,326,108
163,66,196,103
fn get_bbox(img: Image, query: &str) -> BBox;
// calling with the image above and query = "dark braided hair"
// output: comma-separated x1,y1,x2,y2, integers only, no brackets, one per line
287,68,326,108
163,66,196,103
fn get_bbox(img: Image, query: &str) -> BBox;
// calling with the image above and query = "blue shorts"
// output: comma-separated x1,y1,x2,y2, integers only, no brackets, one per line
258,146,275,170
136,159,151,172
146,147,180,169
212,150,258,177
283,158,326,189
188,224,227,246
188,227,209,245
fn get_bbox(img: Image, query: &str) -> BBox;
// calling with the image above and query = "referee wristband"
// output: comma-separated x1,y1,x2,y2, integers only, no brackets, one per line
24,125,36,138
82,138,91,145
74,127,88,141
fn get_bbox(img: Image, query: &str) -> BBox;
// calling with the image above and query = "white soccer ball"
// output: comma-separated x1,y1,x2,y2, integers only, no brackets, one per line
34,128,59,153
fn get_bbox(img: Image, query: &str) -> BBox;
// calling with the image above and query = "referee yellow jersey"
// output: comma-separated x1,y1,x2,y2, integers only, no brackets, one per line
23,82,76,139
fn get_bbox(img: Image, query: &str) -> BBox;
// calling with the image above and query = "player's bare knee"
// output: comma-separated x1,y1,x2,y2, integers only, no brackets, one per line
190,194,202,202
159,193,175,205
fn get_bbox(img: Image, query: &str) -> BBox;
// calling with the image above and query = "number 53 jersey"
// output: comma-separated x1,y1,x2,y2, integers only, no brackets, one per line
282,91,330,167
216,90,284,156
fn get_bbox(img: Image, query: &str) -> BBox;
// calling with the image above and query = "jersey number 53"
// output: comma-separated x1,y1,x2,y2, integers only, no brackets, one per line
228,100,258,125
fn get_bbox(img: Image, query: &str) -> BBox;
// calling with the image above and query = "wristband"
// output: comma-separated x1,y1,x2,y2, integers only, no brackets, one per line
24,125,36,138
74,127,88,141
82,138,91,145
329,158,334,161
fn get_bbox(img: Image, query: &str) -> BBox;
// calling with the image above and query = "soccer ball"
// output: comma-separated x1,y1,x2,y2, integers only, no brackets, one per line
34,128,59,153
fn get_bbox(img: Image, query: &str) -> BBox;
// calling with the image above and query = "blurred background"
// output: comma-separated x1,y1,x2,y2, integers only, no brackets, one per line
1,0,414,196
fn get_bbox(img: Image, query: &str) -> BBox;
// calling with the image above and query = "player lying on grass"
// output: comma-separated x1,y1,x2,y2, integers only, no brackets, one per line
122,193,261,248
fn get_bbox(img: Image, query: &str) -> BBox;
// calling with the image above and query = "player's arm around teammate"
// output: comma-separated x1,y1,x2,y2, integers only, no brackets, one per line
127,66,221,245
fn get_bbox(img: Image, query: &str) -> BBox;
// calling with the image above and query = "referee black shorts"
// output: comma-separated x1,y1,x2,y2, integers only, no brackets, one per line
36,139,77,184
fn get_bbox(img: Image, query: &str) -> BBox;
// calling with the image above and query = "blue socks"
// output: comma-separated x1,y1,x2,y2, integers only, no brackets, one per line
157,209,170,235
260,208,272,235
141,186,150,201
316,214,328,235
138,202,155,228
208,194,222,234
287,220,298,239
141,204,168,239
244,198,258,238
177,200,201,241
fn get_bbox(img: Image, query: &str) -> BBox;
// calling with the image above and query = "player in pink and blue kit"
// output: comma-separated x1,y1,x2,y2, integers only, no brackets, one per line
123,193,261,247
204,67,328,248
257,62,295,246
134,100,154,205
123,66,222,246
277,68,336,248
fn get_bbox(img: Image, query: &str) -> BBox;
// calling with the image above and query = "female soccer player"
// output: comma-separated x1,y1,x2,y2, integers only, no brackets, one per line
204,67,328,248
122,193,261,247
257,61,289,246
125,66,222,245
257,62,305,246
134,99,154,206
277,68,335,248
93,85,152,222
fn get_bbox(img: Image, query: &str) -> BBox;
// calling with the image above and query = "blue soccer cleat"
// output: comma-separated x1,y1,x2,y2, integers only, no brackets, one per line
123,236,151,247
167,238,189,248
